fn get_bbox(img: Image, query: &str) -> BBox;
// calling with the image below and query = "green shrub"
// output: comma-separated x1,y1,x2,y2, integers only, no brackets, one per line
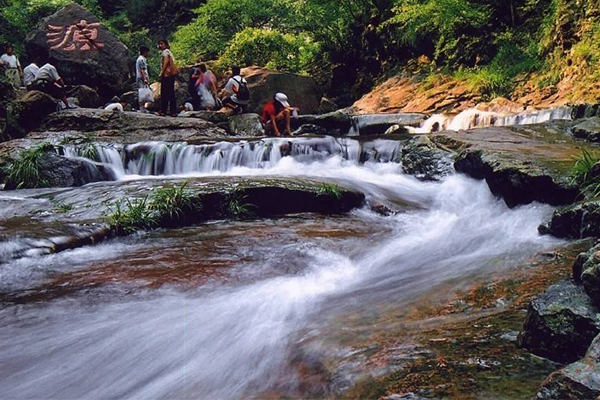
218,28,318,73
570,148,600,199
2,143,55,189
170,0,294,64
149,181,199,223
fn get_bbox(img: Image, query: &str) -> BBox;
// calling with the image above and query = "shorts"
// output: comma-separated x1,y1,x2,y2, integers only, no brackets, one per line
33,79,65,100
222,96,248,112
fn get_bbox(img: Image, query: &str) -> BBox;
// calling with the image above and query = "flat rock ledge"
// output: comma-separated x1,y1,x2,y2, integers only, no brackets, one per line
0,177,365,261
40,108,229,142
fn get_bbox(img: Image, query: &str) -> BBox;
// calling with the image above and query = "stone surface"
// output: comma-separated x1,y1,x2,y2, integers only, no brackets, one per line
3,151,114,190
539,200,600,239
38,108,228,143
292,111,353,136
537,334,600,399
401,136,454,181
0,81,17,142
178,110,229,125
350,113,425,136
66,85,100,108
242,66,323,115
5,91,58,138
25,4,130,99
228,113,265,137
430,124,583,207
519,279,600,363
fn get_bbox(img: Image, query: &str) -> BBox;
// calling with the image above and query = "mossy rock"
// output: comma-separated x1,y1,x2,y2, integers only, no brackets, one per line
519,279,600,363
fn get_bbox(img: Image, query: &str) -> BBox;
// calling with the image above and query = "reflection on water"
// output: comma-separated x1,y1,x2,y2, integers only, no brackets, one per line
0,156,560,399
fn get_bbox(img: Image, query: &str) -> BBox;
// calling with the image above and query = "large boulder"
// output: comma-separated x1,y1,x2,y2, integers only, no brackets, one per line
242,66,323,115
292,111,353,136
571,244,600,307
537,334,600,399
0,81,17,142
25,4,131,99
66,85,100,108
539,200,600,239
571,118,600,142
228,113,265,137
519,279,600,364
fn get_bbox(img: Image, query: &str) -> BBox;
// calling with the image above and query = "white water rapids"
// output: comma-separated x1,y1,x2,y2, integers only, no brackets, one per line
0,143,559,398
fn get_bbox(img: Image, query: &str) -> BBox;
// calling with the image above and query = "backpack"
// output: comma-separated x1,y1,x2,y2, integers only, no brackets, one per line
234,77,250,101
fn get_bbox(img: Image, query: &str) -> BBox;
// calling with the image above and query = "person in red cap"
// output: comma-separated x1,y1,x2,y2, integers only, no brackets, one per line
262,92,294,137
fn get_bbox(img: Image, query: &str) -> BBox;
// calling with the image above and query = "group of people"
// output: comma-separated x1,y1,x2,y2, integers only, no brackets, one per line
2,41,298,136
1,44,72,110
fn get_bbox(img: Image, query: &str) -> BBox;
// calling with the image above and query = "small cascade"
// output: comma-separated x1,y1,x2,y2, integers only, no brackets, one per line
410,106,573,133
64,137,402,179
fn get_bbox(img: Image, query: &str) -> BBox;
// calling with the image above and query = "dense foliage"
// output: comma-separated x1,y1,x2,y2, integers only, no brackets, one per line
2,0,600,104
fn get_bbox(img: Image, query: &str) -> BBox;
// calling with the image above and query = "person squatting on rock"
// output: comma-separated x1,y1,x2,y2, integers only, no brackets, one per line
31,60,72,109
136,45,151,113
22,62,39,90
262,92,297,137
0,44,23,88
158,39,179,117
222,66,250,114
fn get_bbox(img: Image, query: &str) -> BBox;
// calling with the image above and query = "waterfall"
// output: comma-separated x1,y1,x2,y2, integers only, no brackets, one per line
410,106,573,133
63,137,402,179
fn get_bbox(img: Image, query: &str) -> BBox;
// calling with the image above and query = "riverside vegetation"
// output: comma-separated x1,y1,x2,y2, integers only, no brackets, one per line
3,0,600,105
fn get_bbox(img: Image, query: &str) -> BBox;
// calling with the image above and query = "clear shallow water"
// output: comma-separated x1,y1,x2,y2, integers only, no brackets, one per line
0,154,560,399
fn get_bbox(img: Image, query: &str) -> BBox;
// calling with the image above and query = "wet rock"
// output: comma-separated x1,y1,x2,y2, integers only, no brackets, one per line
519,279,600,363
228,113,265,137
25,4,130,99
0,81,17,142
293,111,352,136
4,152,114,189
571,104,600,120
66,85,100,108
570,244,600,307
571,118,600,142
383,394,428,400
537,334,600,399
539,200,600,239
242,66,323,115
454,150,579,208
292,124,328,136
350,113,425,136
401,136,454,181
38,108,228,143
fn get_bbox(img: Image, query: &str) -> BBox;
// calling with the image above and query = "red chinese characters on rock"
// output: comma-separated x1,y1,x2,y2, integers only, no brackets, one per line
46,20,105,52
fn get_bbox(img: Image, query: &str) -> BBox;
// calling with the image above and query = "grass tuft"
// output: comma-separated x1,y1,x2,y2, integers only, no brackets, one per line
316,183,343,200
227,190,256,219
3,143,55,189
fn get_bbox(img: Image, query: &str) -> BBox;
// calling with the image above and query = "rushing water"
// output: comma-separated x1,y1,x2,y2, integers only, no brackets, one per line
0,142,560,399
409,106,573,133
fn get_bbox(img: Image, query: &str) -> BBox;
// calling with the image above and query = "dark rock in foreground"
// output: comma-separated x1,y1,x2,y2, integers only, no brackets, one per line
537,334,600,399
519,279,600,364
570,244,600,308
539,200,600,239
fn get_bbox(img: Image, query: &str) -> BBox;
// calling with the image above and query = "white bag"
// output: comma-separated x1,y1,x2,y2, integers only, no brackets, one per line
138,87,154,103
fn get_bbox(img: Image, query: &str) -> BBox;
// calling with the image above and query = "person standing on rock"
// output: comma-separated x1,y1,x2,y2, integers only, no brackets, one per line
196,63,218,110
158,39,179,117
0,45,23,88
32,62,71,109
221,66,250,114
262,93,294,137
136,46,151,113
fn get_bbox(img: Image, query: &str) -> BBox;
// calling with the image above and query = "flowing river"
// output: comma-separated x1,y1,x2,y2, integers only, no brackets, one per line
0,138,560,399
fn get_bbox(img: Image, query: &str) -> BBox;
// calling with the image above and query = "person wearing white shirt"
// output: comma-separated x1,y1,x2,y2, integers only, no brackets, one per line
0,45,23,88
135,46,152,113
33,63,71,109
22,63,40,89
